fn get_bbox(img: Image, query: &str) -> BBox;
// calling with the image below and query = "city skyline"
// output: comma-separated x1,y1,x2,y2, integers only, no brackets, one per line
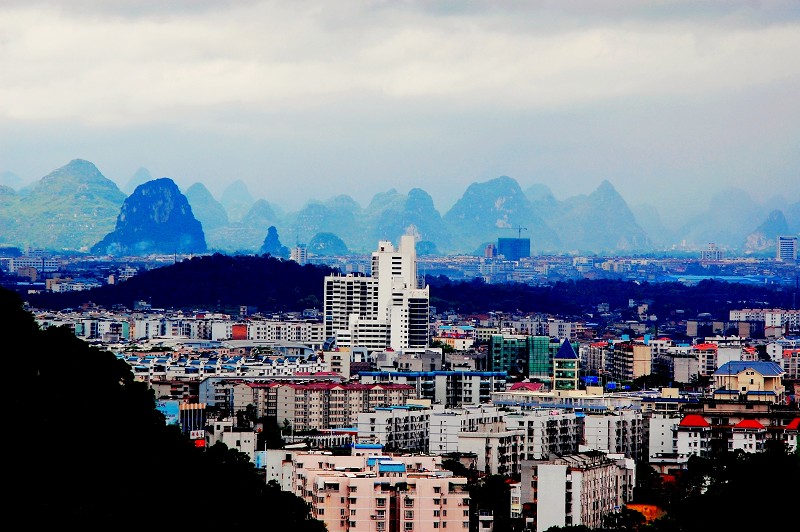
1,1,799,226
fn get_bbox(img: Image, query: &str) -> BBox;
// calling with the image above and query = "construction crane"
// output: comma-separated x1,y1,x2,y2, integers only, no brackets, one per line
512,225,528,239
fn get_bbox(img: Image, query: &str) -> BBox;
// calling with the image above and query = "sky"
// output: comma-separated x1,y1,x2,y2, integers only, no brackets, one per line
1,0,799,228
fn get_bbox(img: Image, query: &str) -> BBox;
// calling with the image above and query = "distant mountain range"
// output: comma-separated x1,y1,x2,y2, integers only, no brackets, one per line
1,158,798,256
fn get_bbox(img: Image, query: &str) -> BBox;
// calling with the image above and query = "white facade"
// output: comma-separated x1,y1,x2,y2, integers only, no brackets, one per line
324,236,429,352
356,405,430,452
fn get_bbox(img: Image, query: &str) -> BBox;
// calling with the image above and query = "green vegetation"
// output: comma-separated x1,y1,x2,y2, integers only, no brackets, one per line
3,287,325,530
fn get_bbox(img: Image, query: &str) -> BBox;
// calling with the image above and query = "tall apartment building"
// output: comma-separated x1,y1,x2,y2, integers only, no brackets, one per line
776,235,798,262
521,452,636,532
609,340,651,382
291,244,308,265
324,236,429,352
497,237,531,261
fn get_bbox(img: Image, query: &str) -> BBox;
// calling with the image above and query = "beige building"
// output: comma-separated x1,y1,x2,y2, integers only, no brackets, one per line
711,361,785,403
611,341,651,382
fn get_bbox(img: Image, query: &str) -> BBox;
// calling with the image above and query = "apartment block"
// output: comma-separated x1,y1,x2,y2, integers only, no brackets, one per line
521,452,635,532
282,451,471,532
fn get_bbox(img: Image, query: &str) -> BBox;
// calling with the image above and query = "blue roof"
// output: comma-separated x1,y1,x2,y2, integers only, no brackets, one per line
555,339,578,360
378,462,407,473
713,361,783,377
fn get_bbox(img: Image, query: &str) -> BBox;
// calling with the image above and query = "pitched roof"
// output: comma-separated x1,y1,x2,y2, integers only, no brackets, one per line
713,361,784,377
679,414,710,428
555,339,577,360
510,381,544,391
734,419,764,429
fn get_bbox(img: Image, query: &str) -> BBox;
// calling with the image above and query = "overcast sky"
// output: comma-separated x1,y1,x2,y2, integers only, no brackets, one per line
1,0,798,226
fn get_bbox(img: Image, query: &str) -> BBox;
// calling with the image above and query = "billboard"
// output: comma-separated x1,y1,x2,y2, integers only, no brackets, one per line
156,400,181,426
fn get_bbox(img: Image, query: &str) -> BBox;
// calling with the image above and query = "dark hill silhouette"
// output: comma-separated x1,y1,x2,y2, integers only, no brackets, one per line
2,287,325,530
23,256,795,323
26,253,338,312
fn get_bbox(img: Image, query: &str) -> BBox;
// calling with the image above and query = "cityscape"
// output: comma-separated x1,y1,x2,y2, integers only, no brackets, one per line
3,229,798,531
2,1,799,530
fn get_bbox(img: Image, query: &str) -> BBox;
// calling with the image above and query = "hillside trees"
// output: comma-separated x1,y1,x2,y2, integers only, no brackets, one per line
2,287,325,530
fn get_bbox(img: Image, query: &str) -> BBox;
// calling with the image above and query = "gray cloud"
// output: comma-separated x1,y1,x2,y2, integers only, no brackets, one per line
1,0,798,221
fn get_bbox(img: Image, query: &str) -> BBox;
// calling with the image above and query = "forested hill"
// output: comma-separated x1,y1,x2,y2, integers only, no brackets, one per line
26,253,338,312
2,287,325,530
426,276,797,319
23,254,796,319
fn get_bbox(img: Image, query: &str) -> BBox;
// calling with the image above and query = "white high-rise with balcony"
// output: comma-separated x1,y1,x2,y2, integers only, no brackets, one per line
324,235,429,352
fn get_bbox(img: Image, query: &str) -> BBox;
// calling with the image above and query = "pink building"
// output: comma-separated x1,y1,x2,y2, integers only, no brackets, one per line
291,451,470,532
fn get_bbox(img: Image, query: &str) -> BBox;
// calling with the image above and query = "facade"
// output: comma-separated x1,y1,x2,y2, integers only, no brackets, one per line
710,361,786,403
677,399,799,455
281,452,471,532
224,380,414,430
610,341,651,382
356,405,430,452
428,405,506,455
521,452,635,532
776,235,798,262
497,238,531,262
553,339,580,391
489,334,574,384
458,428,525,476
581,410,644,461
504,409,582,460
324,236,429,352
359,370,507,408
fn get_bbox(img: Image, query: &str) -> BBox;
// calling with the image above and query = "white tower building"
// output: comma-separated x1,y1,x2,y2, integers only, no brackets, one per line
324,235,429,352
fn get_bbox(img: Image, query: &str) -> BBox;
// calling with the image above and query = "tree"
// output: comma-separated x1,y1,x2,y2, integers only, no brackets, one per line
2,287,325,530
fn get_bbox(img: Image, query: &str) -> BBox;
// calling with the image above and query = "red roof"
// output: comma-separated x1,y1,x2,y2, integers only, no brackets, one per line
679,414,710,427
510,382,544,392
734,419,764,429
693,343,718,350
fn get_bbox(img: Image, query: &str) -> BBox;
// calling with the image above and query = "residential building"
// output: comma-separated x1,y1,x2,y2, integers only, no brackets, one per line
324,235,430,352
521,452,635,532
710,360,786,403
359,370,507,408
356,405,430,452
280,451,471,532
776,235,798,262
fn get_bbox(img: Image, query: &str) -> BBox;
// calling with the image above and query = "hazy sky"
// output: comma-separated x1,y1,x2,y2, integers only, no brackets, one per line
1,0,798,225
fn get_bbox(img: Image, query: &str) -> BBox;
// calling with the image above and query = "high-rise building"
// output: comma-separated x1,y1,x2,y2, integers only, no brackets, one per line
290,244,308,264
497,237,531,261
700,243,723,261
777,235,798,262
324,235,429,352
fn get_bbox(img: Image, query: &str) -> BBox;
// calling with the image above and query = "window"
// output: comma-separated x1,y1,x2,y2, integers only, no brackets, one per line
434,499,440,505
349,486,358,493
405,523,414,531
405,511,414,519
434,486,441,493
376,498,386,507
434,510,440,517
350,509,357,516
434,523,440,529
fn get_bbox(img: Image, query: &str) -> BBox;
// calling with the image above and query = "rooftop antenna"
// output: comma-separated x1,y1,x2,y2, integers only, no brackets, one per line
513,225,528,238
